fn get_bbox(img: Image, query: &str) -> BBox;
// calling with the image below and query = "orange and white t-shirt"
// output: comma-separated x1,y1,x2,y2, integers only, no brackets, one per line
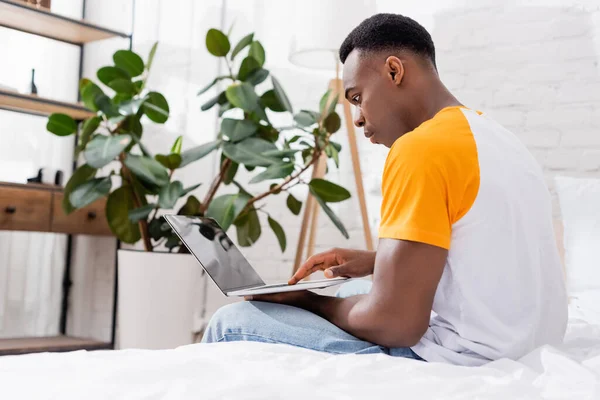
379,106,568,366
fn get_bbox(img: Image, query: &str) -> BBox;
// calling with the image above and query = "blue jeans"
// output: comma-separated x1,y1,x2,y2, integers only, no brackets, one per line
202,279,422,360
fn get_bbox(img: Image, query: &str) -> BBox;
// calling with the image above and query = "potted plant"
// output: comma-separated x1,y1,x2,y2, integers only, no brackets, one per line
46,29,351,349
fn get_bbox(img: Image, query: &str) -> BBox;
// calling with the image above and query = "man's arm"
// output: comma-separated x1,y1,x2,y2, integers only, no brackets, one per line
251,238,447,348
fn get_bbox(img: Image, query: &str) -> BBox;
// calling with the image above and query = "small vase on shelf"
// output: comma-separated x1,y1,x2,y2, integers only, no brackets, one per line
30,68,38,96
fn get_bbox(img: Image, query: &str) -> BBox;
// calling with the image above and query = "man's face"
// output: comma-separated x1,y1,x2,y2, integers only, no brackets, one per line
342,50,412,148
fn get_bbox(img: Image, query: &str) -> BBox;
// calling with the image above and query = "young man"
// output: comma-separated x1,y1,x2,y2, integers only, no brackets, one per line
202,13,567,366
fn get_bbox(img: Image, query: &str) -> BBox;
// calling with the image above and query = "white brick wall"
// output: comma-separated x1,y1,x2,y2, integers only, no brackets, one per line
77,0,600,338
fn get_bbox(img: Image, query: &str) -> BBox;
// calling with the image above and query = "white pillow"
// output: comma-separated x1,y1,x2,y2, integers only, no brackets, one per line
555,176,600,323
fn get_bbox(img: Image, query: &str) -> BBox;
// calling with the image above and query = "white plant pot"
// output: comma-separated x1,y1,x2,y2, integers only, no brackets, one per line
117,250,203,350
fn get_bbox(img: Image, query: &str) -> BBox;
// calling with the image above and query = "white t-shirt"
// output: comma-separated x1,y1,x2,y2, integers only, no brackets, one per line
378,106,568,366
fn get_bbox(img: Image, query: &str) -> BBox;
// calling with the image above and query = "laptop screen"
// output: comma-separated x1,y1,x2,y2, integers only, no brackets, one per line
166,215,265,292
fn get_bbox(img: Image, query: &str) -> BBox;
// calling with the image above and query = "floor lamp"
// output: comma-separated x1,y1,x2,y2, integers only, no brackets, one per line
288,0,376,274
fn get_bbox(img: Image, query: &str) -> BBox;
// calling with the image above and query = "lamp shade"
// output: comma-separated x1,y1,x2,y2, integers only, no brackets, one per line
289,0,376,70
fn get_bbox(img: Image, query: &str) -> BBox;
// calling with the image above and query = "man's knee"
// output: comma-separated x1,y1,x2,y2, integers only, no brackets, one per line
202,301,252,343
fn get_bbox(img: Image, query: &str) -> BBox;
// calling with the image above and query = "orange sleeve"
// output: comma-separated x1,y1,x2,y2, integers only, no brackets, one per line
378,107,480,250
378,137,452,249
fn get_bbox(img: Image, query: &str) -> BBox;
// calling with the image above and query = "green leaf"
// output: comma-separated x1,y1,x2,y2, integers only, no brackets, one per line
206,28,231,57
112,93,133,105
47,113,77,136
268,216,286,252
165,235,180,250
202,91,227,112
171,135,183,154
309,178,351,203
178,195,202,216
286,193,302,215
148,217,170,240
294,110,318,127
143,92,169,123
246,68,269,86
94,94,120,118
269,183,281,194
231,33,254,60
324,112,341,133
106,186,142,244
235,207,261,247
319,89,332,115
113,50,144,77
81,81,104,112
257,124,279,142
158,180,184,209
155,153,182,170
271,76,293,113
221,118,257,142
77,116,101,155
197,76,228,96
260,90,285,112
108,78,136,95
327,143,340,168
223,158,238,185
311,192,349,239
124,154,170,186
249,162,294,184
287,135,302,144
118,97,146,116
62,164,96,214
206,193,249,231
249,41,265,66
97,66,130,87
128,204,155,223
84,134,131,168
69,177,111,209
330,141,342,152
147,41,158,72
238,56,260,81
182,183,201,196
222,137,279,167
179,140,220,168
226,83,268,121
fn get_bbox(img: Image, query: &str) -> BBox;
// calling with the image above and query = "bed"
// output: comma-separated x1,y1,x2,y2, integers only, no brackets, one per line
0,304,598,399
2,179,600,399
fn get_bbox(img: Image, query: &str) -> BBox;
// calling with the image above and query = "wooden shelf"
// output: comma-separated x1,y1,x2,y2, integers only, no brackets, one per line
0,335,111,356
0,89,95,120
0,0,130,45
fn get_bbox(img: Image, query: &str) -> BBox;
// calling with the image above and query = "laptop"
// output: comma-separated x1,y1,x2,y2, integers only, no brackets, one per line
164,215,350,297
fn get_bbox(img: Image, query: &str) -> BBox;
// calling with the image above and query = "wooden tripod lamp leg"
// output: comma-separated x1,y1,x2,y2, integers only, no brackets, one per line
305,153,328,261
342,99,374,251
292,154,325,274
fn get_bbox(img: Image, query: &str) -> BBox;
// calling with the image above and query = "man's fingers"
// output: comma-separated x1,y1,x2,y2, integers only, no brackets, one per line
288,252,338,284
325,265,349,278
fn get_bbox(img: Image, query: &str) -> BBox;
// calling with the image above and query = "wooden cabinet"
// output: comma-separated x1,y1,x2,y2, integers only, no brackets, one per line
0,186,52,232
0,182,112,236
51,193,111,236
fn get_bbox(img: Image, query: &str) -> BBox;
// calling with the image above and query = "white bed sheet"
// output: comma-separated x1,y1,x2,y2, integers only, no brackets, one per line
1,311,599,400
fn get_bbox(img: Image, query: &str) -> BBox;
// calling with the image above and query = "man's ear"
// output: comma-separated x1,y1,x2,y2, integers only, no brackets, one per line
385,56,404,86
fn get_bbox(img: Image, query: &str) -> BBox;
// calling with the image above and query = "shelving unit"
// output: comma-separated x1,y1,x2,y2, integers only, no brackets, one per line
0,0,133,355
0,0,129,45
0,89,95,119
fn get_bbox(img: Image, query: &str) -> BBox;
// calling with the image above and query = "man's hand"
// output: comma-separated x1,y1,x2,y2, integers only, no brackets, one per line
288,248,376,285
244,290,318,308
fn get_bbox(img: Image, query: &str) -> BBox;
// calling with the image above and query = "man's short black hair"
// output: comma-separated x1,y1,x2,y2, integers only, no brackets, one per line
339,13,436,68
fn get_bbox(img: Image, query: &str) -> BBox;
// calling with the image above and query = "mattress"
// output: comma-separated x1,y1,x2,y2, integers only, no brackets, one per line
0,312,598,399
